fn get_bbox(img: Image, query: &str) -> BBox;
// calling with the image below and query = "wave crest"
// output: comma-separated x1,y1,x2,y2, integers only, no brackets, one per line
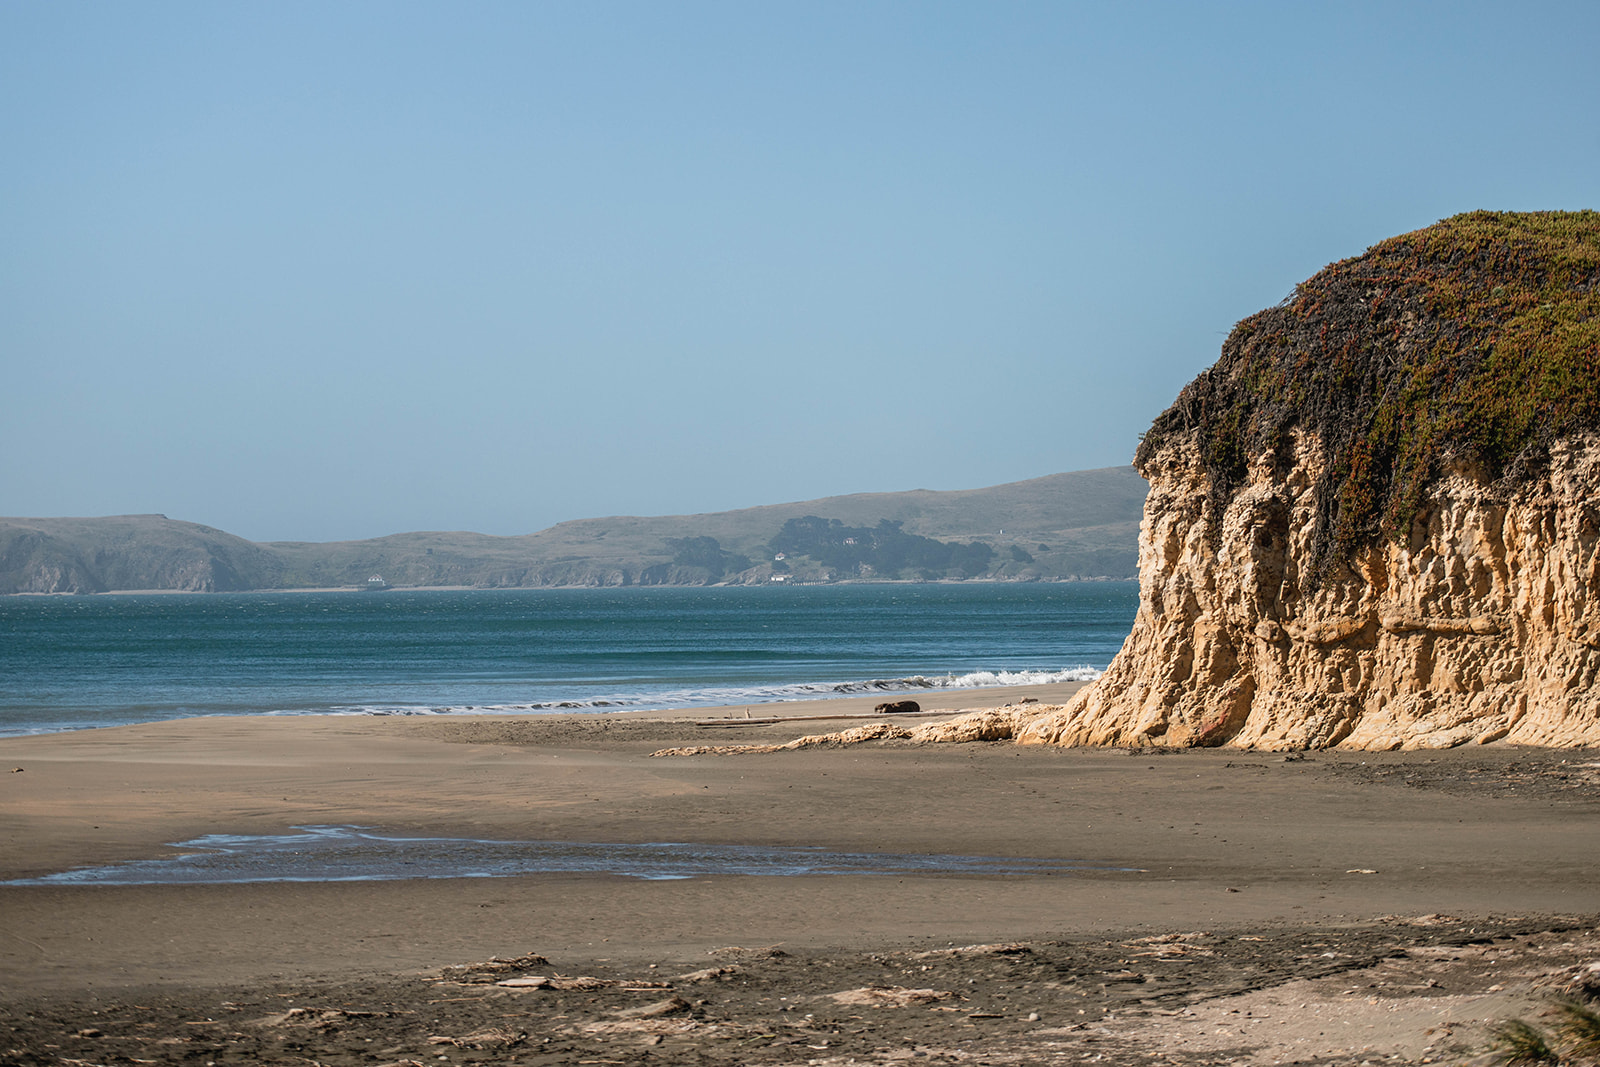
313,666,1101,718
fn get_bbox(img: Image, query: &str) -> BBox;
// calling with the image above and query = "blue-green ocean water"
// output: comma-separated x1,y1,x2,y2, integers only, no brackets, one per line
0,582,1137,737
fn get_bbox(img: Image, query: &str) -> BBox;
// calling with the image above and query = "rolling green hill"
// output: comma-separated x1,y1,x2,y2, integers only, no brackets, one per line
1,466,1146,593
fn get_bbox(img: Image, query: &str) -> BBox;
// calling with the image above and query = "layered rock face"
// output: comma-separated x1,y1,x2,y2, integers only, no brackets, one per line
1022,211,1600,750
1020,432,1600,749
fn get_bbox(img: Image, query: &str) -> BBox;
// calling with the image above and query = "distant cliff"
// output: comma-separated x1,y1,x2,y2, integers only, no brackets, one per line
0,515,284,594
1022,210,1600,749
0,466,1146,593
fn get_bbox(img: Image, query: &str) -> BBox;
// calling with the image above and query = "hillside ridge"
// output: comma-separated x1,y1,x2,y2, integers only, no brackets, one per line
1,466,1145,593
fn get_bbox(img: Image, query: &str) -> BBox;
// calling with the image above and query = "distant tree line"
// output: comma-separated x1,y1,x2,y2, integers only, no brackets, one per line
636,536,754,583
768,516,994,579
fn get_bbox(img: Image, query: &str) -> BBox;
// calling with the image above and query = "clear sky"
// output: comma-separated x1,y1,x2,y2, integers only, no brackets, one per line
4,2,1597,543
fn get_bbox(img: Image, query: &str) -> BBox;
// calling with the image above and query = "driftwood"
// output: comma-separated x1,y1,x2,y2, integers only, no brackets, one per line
826,985,956,1007
435,952,549,983
657,706,1055,756
494,975,673,991
694,709,958,728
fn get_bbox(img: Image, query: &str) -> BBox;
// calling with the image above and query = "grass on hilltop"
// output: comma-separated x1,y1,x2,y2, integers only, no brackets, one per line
1138,210,1600,581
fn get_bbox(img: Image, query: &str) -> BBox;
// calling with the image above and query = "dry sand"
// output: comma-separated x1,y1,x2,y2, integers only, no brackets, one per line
2,683,1598,1065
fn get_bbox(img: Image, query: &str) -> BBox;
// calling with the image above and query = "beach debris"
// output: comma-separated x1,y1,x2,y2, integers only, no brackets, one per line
708,944,788,959
1123,932,1216,959
494,975,674,991
568,1017,714,1039
909,942,1033,960
254,1006,398,1029
652,742,784,756
1346,868,1380,875
428,1026,524,1048
827,985,956,1008
1125,931,1211,944
652,721,910,756
695,708,959,728
654,707,1055,756
9,767,22,773
910,707,1040,744
874,700,921,714
673,964,744,982
611,995,691,1019
436,951,550,983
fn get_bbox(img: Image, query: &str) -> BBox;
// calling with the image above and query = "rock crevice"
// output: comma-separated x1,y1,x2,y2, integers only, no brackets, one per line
1020,211,1600,750
1023,423,1600,752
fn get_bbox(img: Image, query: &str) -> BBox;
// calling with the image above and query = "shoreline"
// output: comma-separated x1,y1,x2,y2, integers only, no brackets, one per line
2,689,1597,1063
0,679,1099,740
605,678,1093,721
5,576,1137,596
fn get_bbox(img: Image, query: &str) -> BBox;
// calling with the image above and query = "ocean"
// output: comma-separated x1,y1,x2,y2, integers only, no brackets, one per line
0,582,1137,737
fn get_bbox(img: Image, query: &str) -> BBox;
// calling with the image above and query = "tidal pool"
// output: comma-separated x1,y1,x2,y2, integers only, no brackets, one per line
5,825,1137,885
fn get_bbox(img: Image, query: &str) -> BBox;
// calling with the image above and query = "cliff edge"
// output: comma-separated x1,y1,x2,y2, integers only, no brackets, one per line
1024,210,1600,749
0,515,283,594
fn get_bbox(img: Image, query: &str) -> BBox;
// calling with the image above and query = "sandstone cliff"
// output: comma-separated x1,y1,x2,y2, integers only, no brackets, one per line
1023,210,1600,750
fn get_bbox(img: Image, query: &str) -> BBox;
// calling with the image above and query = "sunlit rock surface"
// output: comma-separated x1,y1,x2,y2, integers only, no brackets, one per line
1019,432,1600,749
1023,212,1600,750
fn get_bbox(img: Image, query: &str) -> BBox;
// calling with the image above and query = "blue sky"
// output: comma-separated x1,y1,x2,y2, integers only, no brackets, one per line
4,2,1597,542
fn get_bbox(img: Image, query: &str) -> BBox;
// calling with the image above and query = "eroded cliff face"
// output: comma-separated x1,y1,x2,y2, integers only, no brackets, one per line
1019,431,1600,750
655,216,1599,757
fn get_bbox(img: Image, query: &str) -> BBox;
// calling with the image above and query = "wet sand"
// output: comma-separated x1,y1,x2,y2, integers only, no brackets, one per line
2,685,1598,1064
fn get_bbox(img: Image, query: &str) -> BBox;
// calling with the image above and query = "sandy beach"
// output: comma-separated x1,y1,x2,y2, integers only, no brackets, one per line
3,683,1599,1065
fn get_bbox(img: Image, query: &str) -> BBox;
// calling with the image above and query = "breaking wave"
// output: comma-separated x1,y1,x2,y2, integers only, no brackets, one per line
317,666,1102,719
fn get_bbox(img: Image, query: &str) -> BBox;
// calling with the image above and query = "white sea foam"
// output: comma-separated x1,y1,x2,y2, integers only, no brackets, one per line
306,666,1103,719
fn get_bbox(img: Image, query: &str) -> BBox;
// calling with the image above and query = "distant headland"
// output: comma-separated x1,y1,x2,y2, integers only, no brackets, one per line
0,466,1146,594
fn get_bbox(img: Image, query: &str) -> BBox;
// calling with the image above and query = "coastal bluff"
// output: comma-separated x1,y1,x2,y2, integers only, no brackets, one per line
1024,211,1600,750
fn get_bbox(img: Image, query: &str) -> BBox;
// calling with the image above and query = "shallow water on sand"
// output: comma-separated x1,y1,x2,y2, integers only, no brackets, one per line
4,825,1140,885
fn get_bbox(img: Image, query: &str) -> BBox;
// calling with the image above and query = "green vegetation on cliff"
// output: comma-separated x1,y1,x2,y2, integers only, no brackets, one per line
1140,210,1600,575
